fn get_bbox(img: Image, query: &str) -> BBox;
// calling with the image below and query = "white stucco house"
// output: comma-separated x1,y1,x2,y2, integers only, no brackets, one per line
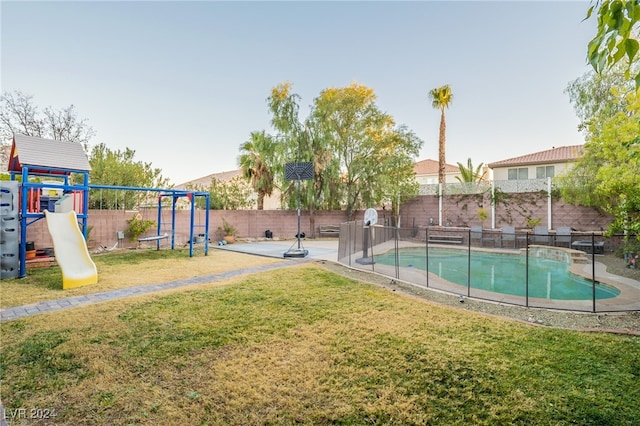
488,145,583,181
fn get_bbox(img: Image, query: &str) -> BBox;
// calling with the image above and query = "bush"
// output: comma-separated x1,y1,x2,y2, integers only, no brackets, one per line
126,214,156,241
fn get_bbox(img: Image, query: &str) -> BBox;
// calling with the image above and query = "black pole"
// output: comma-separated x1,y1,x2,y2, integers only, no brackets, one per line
394,225,399,279
348,220,352,266
592,232,596,313
467,228,471,297
370,225,375,272
362,223,369,258
525,232,530,307
296,179,301,250
425,226,429,288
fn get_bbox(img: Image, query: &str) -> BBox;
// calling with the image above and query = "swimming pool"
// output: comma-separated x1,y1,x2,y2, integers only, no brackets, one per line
374,247,620,300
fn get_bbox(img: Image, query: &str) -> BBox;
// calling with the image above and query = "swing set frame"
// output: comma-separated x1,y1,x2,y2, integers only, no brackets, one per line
90,184,210,257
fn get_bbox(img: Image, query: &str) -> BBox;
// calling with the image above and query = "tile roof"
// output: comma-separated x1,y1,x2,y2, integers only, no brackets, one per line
181,158,461,188
8,134,91,173
413,158,459,175
487,145,583,168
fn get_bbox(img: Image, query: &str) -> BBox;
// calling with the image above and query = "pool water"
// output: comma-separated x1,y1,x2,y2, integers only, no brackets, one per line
375,248,620,300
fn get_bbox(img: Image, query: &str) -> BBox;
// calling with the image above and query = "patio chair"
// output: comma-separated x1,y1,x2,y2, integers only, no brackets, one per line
501,226,516,248
533,225,550,245
470,226,483,246
500,226,528,248
555,226,572,247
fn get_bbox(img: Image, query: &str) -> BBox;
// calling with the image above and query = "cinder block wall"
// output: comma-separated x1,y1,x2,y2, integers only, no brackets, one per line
22,195,612,250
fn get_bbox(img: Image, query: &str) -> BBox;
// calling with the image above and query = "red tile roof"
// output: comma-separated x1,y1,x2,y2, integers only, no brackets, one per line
487,145,583,168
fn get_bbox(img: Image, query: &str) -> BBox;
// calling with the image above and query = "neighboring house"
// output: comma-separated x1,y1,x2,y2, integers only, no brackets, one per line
176,169,281,210
488,145,583,181
413,158,462,184
176,169,243,190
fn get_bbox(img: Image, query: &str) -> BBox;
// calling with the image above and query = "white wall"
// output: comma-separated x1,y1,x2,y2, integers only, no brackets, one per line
491,162,574,181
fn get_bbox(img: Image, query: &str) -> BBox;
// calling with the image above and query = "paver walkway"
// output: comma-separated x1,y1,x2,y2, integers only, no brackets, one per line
0,259,309,323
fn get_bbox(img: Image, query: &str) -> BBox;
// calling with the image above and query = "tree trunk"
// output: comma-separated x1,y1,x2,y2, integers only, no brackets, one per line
438,110,447,184
309,206,316,239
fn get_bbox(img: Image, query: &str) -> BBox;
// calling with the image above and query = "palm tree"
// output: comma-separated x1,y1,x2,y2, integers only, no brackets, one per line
238,131,276,210
455,158,486,183
428,85,453,184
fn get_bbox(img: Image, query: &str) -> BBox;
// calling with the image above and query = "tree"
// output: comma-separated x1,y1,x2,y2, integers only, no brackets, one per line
456,158,486,183
254,82,423,225
375,126,422,225
238,130,277,210
586,0,640,87
428,85,453,184
0,90,95,149
314,83,422,219
267,82,342,237
565,59,639,135
88,143,169,209
188,176,253,210
558,81,640,236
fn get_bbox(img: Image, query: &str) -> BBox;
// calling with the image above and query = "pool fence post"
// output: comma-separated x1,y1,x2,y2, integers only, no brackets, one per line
525,232,530,307
592,232,596,313
425,226,429,288
394,224,399,280
467,228,471,297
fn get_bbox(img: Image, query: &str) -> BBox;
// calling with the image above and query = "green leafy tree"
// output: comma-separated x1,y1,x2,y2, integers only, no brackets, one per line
565,59,638,135
558,86,640,235
314,83,422,220
0,90,95,149
254,81,422,226
376,126,421,225
456,158,486,183
238,130,277,210
88,143,169,209
586,0,640,87
188,176,253,210
428,85,454,184
267,82,342,236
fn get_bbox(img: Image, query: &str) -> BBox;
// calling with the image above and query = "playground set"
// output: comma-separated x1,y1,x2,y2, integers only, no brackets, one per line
0,134,210,288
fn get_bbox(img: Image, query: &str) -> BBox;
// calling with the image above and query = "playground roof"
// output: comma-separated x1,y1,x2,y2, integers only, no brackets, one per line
8,134,92,174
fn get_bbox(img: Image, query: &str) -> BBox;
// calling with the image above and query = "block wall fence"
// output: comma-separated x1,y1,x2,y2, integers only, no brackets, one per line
22,195,612,250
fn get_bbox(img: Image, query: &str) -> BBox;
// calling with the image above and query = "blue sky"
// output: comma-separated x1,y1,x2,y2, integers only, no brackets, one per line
1,1,595,185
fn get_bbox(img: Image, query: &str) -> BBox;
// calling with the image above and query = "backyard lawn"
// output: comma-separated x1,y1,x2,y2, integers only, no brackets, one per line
1,262,638,425
0,248,283,309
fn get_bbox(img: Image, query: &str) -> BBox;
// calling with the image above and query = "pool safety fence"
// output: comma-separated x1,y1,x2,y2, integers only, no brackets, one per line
337,222,639,313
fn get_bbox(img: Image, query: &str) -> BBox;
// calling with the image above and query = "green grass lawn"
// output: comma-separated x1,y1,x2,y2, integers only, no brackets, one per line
0,248,282,309
1,264,639,425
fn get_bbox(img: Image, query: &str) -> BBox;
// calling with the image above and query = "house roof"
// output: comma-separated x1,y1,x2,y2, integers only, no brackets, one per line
487,145,583,168
8,134,91,174
181,159,460,189
413,158,459,175
175,169,243,189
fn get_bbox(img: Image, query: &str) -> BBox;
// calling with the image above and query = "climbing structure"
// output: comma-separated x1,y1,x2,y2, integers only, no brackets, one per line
0,181,20,279
2,133,211,283
6,134,92,279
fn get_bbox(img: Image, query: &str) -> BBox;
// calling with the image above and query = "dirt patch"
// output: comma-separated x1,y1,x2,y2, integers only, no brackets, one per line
597,253,640,280
317,260,640,335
